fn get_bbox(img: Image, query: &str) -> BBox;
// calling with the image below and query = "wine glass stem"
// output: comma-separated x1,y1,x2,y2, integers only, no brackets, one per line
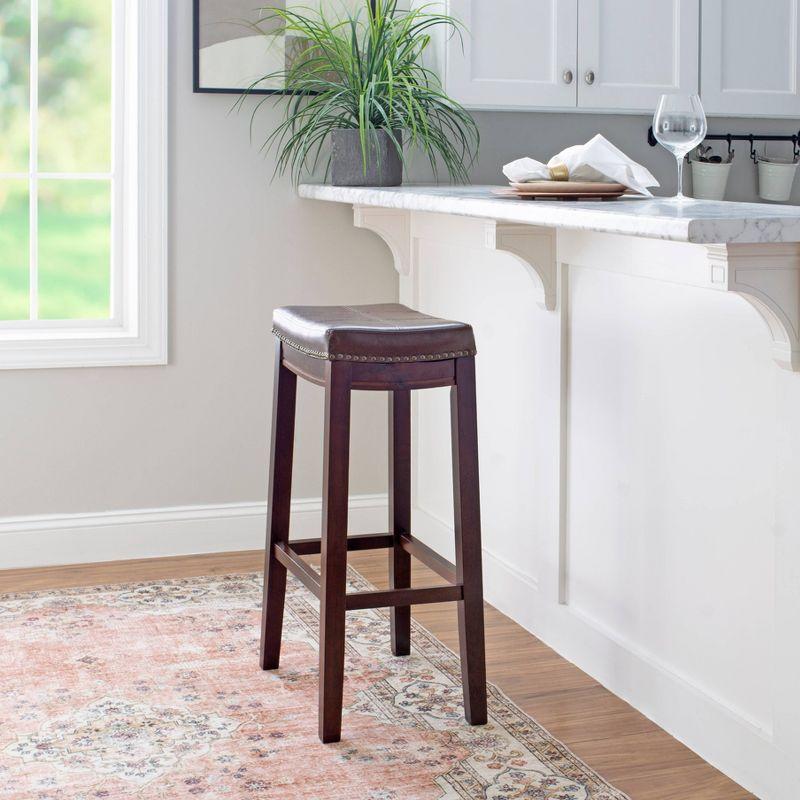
676,154,685,199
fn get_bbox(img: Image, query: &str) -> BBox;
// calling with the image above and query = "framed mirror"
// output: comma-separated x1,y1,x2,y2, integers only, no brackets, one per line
193,0,295,94
193,0,376,95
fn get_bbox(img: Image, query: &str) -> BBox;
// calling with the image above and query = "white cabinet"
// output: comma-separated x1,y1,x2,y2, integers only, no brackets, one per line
578,0,699,111
445,0,800,117
445,0,698,112
701,0,800,117
445,0,578,109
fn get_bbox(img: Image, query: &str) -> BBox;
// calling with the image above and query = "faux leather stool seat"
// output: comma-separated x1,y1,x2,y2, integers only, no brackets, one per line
272,303,476,363
261,302,487,744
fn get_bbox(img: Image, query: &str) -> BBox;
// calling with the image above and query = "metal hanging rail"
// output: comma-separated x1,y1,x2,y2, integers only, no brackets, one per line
647,126,800,163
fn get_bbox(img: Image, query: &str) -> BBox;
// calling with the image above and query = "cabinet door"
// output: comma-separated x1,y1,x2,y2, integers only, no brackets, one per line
701,0,800,117
577,0,699,111
445,0,578,109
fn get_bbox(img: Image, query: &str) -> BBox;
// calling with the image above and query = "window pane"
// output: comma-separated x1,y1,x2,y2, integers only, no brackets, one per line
0,0,30,172
38,0,112,172
38,179,110,319
0,180,30,320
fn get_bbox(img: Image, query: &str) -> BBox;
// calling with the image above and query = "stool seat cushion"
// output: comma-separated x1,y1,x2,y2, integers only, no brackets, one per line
273,303,476,363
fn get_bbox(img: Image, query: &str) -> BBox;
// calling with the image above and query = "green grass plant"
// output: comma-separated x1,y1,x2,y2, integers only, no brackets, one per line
244,0,479,183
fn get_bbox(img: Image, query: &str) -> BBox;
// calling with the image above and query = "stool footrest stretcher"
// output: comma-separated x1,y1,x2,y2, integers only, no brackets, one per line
272,532,463,612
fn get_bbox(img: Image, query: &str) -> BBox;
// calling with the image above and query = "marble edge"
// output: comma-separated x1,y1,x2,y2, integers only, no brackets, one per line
298,183,691,242
298,184,800,245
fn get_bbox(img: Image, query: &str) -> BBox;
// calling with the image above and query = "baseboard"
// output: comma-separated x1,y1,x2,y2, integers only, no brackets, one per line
544,603,786,800
0,494,389,570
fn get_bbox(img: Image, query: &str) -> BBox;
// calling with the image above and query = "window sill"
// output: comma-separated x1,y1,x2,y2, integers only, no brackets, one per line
0,318,167,370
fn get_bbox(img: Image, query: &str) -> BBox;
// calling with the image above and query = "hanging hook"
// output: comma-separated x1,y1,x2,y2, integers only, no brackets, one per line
749,134,758,164
793,134,800,161
726,133,734,162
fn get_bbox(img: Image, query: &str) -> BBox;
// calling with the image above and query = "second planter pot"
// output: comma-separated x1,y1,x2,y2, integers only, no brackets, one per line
758,159,798,202
691,160,733,201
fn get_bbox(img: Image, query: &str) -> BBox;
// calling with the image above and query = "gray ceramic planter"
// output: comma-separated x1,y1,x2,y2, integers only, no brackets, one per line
330,129,403,186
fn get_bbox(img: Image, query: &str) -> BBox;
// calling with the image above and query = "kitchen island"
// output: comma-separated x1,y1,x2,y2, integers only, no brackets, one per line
299,184,800,800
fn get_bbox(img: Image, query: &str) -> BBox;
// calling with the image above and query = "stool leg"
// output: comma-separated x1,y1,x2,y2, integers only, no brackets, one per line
389,389,412,657
260,341,298,670
450,356,488,726
319,361,352,743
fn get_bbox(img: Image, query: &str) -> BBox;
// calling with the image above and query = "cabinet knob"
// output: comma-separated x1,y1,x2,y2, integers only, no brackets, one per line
584,70,595,85
562,69,574,85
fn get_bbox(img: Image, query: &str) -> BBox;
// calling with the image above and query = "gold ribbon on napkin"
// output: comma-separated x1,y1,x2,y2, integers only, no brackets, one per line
548,161,569,181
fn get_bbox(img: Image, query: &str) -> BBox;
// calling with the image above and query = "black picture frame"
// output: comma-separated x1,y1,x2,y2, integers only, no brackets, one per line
192,0,288,96
193,0,378,95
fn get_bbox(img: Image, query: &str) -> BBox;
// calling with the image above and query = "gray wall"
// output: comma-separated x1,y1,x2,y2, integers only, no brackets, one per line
0,2,396,518
2,4,795,520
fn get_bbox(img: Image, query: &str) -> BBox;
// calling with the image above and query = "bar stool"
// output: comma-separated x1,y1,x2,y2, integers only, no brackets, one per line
259,303,487,743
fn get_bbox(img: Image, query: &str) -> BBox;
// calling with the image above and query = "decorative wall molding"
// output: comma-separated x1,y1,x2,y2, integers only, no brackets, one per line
0,494,389,570
485,223,558,311
706,243,800,372
353,206,412,275
557,263,571,606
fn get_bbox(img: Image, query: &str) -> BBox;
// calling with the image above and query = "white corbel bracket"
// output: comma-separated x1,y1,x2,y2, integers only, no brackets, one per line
484,222,558,311
706,243,800,372
352,208,557,310
353,205,411,276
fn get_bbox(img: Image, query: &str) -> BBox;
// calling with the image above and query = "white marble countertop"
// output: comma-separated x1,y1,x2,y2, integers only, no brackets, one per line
299,183,800,244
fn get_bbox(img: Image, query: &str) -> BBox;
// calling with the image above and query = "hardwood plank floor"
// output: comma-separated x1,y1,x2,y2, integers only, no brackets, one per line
0,549,756,800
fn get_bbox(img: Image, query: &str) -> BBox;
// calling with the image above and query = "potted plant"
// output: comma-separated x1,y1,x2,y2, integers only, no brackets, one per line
246,0,478,186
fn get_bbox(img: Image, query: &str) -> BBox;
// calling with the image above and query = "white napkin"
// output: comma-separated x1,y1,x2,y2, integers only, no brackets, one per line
502,134,659,197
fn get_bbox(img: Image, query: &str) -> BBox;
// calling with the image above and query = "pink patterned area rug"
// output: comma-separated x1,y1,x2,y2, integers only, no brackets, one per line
0,569,629,799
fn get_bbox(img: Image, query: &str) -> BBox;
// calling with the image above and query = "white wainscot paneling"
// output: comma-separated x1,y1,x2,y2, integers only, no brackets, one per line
565,265,776,734
774,368,800,758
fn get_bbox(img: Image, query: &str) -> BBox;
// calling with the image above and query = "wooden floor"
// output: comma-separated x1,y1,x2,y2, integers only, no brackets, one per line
0,550,755,800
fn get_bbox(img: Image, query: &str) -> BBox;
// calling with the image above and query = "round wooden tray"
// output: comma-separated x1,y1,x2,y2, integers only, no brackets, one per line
494,181,628,201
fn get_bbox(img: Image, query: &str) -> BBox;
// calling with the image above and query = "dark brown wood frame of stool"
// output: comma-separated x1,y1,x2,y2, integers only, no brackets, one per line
259,340,488,743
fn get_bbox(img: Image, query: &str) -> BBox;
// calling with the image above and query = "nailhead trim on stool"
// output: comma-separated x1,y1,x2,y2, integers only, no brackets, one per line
272,328,477,363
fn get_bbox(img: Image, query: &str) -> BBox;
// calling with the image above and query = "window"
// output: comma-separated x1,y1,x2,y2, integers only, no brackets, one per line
0,0,167,369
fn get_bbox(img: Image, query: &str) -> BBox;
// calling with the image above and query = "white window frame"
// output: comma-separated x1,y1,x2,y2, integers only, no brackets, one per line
0,0,167,370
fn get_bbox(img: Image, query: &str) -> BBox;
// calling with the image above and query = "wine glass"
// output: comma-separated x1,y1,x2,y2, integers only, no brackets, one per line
652,94,707,201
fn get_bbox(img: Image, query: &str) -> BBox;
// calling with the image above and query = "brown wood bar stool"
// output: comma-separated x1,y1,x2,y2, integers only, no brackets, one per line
259,303,487,743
